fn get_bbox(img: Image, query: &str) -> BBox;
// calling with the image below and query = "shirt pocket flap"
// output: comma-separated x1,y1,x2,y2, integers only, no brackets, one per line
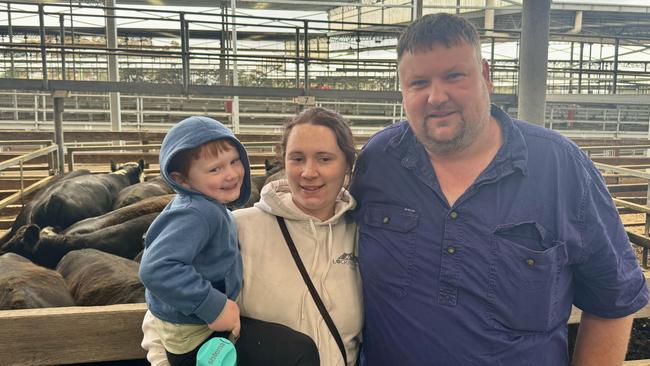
363,204,418,233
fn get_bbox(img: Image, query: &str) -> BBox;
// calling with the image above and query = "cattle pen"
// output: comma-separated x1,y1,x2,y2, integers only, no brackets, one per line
2,132,650,365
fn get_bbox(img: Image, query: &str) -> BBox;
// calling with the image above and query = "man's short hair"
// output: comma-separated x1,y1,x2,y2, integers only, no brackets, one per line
397,13,482,63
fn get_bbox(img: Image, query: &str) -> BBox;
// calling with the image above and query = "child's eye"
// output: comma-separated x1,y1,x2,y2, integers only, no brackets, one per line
231,159,241,165
210,167,222,173
410,79,427,87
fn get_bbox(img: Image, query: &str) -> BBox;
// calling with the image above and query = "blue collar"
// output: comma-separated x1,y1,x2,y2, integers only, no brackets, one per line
385,104,529,195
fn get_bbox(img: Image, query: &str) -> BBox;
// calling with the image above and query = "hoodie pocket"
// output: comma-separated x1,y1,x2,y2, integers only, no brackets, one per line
359,203,418,299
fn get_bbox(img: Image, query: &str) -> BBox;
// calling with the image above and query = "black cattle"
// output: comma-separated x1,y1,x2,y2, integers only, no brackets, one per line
56,249,144,306
0,194,171,268
0,252,75,310
2,212,159,269
112,175,173,209
31,159,145,231
64,194,173,235
0,170,92,246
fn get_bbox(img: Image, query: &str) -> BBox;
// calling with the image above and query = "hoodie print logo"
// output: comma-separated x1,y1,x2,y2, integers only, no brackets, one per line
334,252,358,267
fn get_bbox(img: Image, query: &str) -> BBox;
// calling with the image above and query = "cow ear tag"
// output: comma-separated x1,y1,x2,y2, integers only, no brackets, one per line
196,337,236,366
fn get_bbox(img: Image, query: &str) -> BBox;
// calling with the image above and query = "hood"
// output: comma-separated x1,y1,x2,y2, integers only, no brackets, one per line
159,116,251,207
255,179,356,223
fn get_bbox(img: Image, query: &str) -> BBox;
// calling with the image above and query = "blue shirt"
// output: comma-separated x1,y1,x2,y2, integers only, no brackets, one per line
350,105,649,366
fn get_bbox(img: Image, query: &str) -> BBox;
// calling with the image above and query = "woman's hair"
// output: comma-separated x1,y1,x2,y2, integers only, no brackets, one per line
281,107,357,171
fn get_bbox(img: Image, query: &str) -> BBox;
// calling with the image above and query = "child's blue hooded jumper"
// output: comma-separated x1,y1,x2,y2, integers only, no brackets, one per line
139,116,251,325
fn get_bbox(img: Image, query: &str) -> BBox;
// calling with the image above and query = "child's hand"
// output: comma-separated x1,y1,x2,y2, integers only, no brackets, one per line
208,299,241,339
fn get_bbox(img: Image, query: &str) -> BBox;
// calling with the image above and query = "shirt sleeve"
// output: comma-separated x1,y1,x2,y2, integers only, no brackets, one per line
139,207,228,324
572,161,649,318
141,310,171,366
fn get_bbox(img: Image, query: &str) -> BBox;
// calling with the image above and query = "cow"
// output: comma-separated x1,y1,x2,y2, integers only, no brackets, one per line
31,159,145,231
1,212,159,269
0,170,92,246
0,252,75,310
112,175,174,209
64,194,174,235
56,249,144,306
0,194,171,268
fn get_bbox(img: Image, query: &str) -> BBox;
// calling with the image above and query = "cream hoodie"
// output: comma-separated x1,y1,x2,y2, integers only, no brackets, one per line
142,179,363,366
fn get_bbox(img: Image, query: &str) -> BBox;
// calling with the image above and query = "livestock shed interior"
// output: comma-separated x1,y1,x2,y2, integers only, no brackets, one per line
2,0,650,365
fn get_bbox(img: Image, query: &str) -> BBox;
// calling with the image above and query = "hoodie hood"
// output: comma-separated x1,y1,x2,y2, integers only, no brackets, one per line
255,179,356,222
160,116,251,207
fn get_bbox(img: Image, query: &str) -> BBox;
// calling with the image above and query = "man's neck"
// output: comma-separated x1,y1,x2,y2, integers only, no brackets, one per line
427,116,503,206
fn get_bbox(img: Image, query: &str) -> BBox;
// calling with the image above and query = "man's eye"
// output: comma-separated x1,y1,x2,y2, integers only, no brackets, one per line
447,73,463,80
411,80,427,87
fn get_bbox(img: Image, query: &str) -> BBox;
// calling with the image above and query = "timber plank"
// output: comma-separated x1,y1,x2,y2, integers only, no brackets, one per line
0,303,147,366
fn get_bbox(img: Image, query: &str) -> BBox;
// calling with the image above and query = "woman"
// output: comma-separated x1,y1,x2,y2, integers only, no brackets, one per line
142,107,363,366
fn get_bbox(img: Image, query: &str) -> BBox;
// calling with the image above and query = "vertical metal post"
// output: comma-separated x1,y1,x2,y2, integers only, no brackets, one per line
52,92,67,174
105,0,121,131
180,13,189,94
38,4,48,89
8,3,18,121
295,28,300,88
412,0,423,20
490,37,495,82
59,14,66,80
219,1,227,85
230,0,240,133
613,37,619,94
578,42,584,93
517,0,551,126
569,42,574,93
303,20,309,94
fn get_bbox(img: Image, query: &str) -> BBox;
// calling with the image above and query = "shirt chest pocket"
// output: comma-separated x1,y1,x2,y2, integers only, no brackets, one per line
359,203,418,299
487,221,568,333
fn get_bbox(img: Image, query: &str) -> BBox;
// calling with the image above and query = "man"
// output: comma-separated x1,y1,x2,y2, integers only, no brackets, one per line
350,13,649,365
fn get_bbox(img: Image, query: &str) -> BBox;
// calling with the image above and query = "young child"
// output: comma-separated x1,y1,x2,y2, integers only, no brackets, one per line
139,116,251,366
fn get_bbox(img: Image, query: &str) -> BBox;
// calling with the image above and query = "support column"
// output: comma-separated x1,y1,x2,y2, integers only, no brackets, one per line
105,0,121,131
484,0,496,36
52,91,68,174
517,0,550,126
412,0,422,21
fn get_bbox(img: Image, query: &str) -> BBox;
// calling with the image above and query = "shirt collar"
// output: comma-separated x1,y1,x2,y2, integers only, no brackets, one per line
386,104,529,179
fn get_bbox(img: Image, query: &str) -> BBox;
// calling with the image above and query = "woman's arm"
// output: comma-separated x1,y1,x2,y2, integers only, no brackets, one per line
141,310,171,366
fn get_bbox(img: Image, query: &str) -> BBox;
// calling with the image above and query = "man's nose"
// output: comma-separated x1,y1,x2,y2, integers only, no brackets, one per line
427,81,449,106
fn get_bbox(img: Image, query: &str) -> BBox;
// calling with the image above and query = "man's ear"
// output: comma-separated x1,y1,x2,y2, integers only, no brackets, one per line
481,58,494,92
170,172,190,188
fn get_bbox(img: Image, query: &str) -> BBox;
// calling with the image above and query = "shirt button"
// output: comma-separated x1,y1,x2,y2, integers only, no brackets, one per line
446,246,456,254
449,211,458,220
526,258,535,267
382,216,390,224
